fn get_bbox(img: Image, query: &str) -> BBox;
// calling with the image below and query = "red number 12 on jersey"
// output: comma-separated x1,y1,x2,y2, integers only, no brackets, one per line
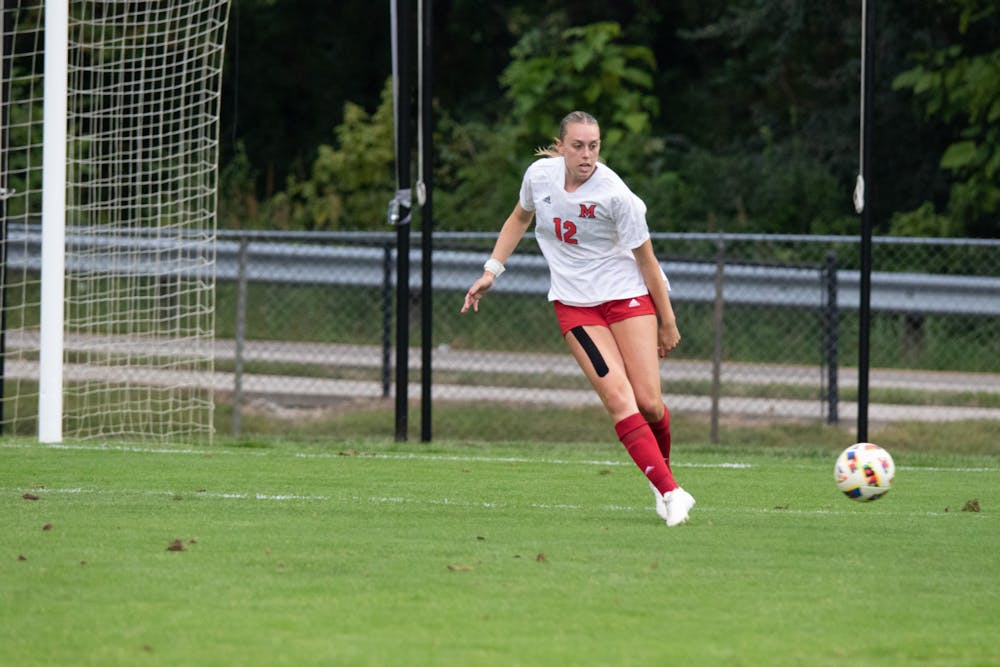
553,217,579,245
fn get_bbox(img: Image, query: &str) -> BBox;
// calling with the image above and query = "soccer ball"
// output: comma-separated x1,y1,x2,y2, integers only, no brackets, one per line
834,442,895,501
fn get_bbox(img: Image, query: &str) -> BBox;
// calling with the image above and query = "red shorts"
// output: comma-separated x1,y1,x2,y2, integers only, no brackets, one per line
553,295,657,335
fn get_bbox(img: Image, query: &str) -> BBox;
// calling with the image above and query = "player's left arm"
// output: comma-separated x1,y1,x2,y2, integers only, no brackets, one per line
633,240,680,358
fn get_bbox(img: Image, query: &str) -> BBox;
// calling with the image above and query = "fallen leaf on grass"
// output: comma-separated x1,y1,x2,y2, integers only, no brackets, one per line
17,555,27,561
447,564,475,572
166,539,186,552
536,553,547,563
962,499,981,513
42,523,53,531
22,493,39,501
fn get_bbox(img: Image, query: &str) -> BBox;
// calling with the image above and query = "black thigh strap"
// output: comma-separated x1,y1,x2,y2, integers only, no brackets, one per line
570,326,609,378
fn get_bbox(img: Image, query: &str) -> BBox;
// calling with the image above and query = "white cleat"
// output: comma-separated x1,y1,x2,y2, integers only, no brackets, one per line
663,487,696,527
649,481,668,522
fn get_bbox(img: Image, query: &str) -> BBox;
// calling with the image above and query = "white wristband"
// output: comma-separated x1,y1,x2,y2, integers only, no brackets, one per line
484,257,505,277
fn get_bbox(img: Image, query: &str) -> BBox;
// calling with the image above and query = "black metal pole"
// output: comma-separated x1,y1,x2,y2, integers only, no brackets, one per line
232,236,249,437
857,0,876,442
419,0,433,443
392,0,412,441
709,237,724,445
824,252,839,425
382,244,393,398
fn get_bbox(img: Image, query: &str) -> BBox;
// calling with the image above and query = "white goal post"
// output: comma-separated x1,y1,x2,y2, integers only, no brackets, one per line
2,1,231,442
38,0,67,443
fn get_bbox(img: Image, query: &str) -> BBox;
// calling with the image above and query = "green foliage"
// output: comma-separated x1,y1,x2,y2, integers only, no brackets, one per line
648,1,865,233
500,20,659,151
433,20,661,231
3,70,44,219
432,117,527,231
435,20,661,231
893,0,1000,235
214,1,997,236
676,1,859,163
217,141,260,229
626,136,848,234
889,201,963,237
264,79,395,231
219,0,391,197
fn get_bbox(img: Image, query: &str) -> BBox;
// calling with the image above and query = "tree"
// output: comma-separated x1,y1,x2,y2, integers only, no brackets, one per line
263,79,395,231
892,0,1000,236
220,0,390,198
639,0,861,232
433,20,661,231
500,20,659,151
214,1,992,235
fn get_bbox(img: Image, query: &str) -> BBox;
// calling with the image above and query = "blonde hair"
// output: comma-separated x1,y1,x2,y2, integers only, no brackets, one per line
535,110,600,157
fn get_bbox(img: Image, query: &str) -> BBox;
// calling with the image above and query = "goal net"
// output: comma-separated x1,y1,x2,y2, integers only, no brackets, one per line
1,1,230,441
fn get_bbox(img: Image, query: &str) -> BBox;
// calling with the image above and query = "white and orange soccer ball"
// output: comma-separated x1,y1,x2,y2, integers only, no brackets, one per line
834,442,895,501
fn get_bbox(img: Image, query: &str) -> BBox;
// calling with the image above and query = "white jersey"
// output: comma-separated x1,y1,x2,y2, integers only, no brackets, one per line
519,156,667,306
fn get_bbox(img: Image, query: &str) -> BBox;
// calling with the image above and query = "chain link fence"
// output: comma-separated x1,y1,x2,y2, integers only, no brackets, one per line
216,230,1000,441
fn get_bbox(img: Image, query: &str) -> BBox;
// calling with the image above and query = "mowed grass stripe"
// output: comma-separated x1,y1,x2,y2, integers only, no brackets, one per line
2,484,992,522
3,440,997,472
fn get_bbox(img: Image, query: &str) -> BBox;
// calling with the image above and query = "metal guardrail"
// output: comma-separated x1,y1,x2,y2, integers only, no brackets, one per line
7,225,998,429
6,225,1000,315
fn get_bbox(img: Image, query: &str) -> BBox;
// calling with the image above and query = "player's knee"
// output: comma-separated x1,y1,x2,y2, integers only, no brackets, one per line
636,396,664,422
600,381,639,418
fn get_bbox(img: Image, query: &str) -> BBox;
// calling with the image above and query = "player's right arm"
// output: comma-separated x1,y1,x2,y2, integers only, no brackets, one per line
489,201,534,265
461,202,534,313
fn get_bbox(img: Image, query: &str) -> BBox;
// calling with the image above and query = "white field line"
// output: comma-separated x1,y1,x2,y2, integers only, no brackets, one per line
3,440,732,468
297,451,754,469
2,441,997,473
4,484,987,520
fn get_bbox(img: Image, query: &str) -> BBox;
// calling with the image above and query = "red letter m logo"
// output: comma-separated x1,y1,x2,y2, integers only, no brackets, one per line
578,203,596,219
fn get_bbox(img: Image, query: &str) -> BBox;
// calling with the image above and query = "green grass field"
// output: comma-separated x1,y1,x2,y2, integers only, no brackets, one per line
2,437,997,667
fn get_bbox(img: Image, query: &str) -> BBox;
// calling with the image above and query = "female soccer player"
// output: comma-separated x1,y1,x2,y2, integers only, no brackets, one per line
461,111,696,527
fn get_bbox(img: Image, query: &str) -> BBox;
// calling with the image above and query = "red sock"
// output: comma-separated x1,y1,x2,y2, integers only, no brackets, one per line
615,413,678,494
648,405,672,467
